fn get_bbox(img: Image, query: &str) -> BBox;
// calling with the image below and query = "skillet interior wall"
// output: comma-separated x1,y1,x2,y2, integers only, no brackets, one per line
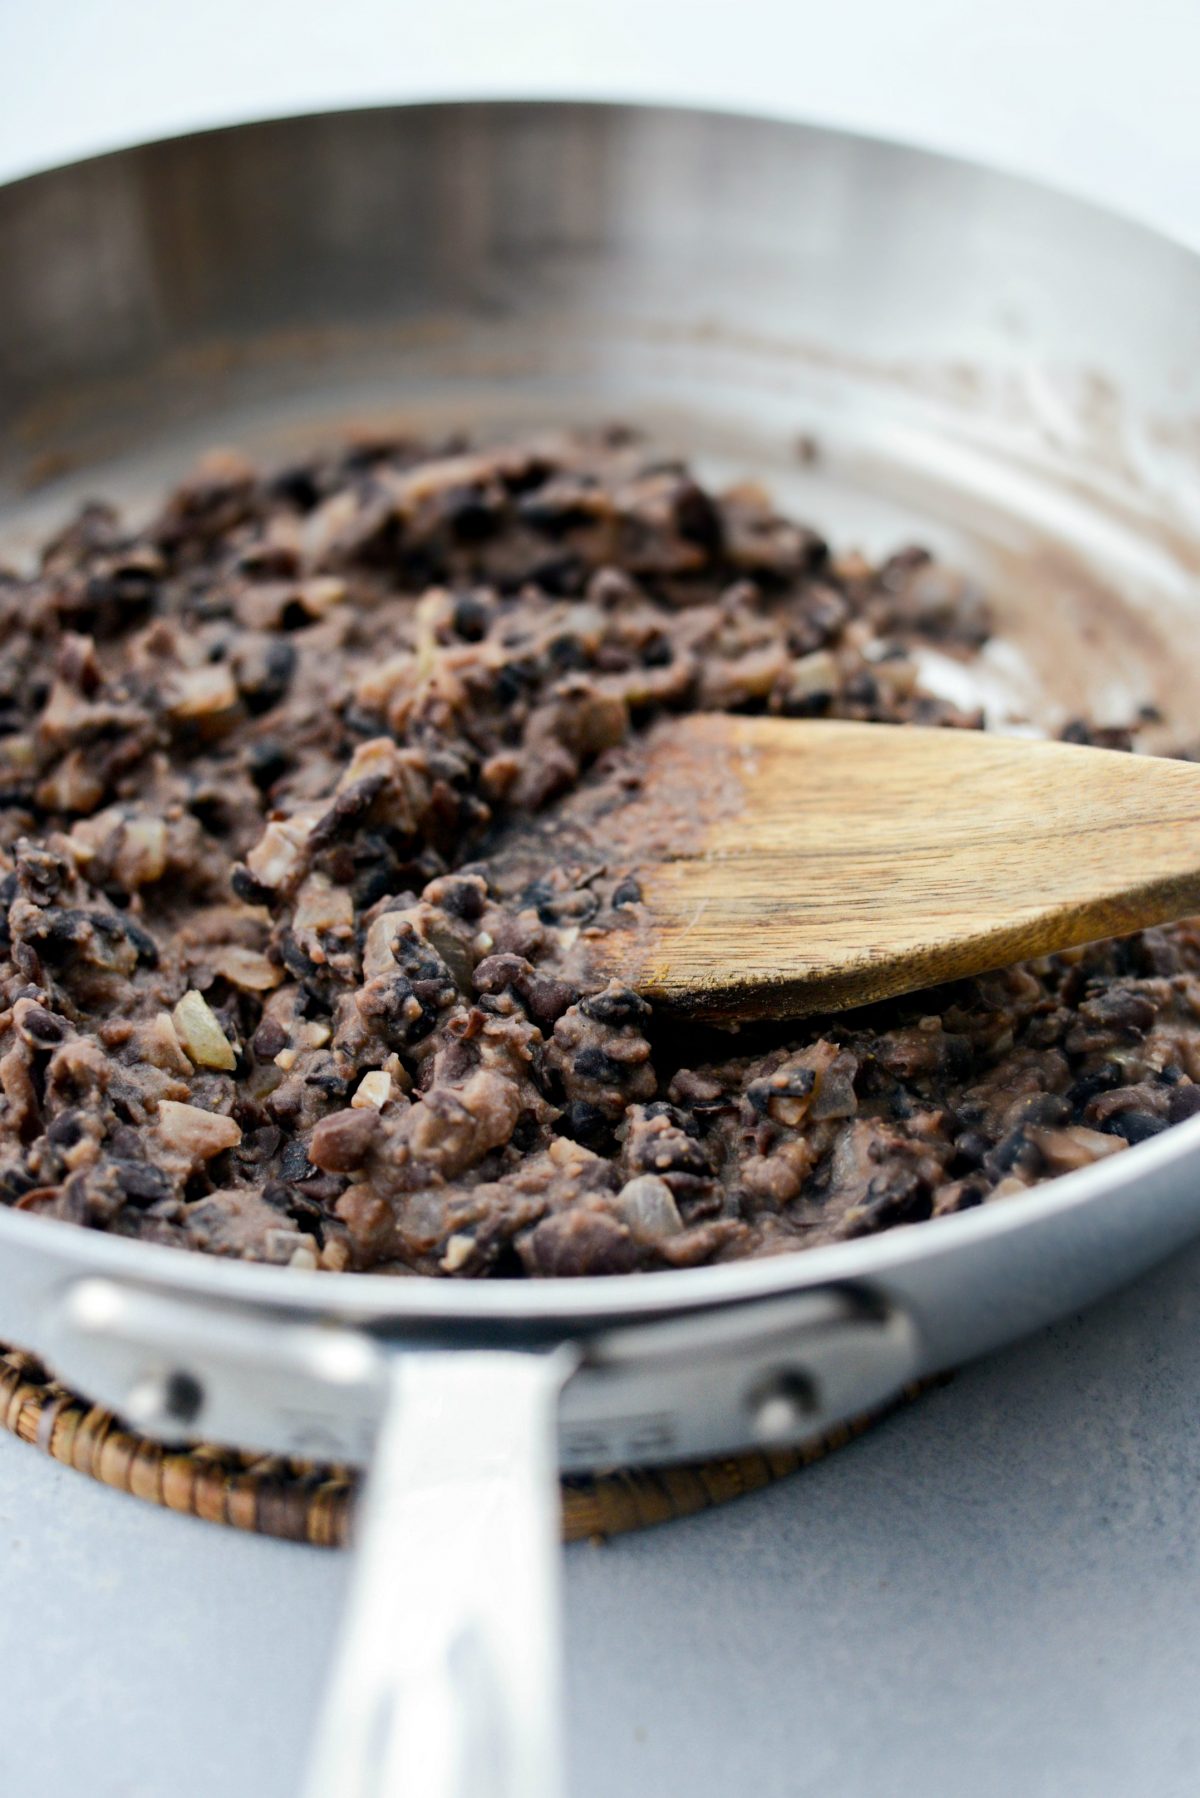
3,104,1200,738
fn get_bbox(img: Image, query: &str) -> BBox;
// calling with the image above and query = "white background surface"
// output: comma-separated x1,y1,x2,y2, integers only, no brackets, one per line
3,0,1200,252
4,4,1200,1796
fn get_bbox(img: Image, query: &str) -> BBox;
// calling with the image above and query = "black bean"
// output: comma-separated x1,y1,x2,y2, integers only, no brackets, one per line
519,879,555,913
247,740,292,792
239,640,297,715
21,908,86,962
47,1111,84,1147
611,877,642,908
285,1190,327,1236
780,688,832,718
673,482,723,553
556,1101,610,1149
537,890,598,926
953,1130,990,1171
118,914,159,966
642,1100,701,1139
0,1165,37,1204
1067,1064,1122,1110
474,952,533,995
522,974,578,1027
79,568,158,633
309,773,388,849
0,870,16,951
268,465,322,511
494,658,542,706
517,495,596,537
852,1169,932,1230
444,486,501,544
580,986,651,1026
239,1125,284,1164
113,1160,172,1206
304,1071,352,1102
295,1171,344,1205
1104,1110,1168,1144
109,1126,144,1160
252,1018,288,1060
1080,987,1157,1034
548,633,588,671
648,1137,711,1179
439,878,486,922
231,865,275,907
510,1113,541,1153
451,594,491,640
188,791,233,836
843,671,880,707
878,545,932,590
1168,1086,1200,1125
985,1127,1043,1179
14,847,69,906
1061,719,1135,749
953,1099,988,1128
938,1034,974,1078
572,1046,626,1083
279,1140,316,1183
1010,1093,1070,1129
358,972,439,1044
745,1069,815,1117
279,932,318,979
17,1004,65,1049
239,549,300,587
522,1208,638,1277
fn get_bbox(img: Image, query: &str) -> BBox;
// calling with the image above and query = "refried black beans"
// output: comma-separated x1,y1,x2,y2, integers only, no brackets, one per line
0,428,1197,1277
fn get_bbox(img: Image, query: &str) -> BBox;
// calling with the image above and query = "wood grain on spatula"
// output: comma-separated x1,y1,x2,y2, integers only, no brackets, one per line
590,716,1200,1023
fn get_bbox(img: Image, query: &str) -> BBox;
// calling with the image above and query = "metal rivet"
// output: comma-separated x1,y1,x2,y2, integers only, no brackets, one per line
125,1368,204,1432
747,1370,816,1442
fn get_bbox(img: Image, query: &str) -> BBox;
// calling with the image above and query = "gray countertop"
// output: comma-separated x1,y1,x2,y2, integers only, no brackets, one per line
3,1234,1199,1798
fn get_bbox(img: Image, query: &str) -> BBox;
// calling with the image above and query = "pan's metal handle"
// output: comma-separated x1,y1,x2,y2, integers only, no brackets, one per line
303,1344,580,1798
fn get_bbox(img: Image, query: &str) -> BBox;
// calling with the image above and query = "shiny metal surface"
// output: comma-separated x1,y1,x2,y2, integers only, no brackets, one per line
304,1350,575,1798
1,100,1200,1373
3,101,1200,1798
42,1272,921,1468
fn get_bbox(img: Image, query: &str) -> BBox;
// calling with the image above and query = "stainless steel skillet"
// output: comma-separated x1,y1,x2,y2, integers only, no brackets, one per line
3,99,1200,1798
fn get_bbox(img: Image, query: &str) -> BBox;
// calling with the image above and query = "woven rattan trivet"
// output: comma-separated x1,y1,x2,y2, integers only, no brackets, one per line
0,1347,932,1547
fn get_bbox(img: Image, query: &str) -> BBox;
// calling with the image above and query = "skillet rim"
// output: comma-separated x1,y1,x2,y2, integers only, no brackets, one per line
2,95,1199,1330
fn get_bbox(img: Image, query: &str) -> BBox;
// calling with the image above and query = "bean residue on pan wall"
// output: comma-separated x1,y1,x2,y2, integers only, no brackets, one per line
0,428,1198,1277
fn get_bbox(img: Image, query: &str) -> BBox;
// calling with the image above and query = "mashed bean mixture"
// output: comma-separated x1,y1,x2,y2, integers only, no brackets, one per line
1,429,1198,1278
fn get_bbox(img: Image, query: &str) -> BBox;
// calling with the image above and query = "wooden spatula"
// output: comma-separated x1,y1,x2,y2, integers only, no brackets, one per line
583,716,1200,1022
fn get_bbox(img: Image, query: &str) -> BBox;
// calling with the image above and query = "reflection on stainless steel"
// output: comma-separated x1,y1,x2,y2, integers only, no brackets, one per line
3,102,1200,1798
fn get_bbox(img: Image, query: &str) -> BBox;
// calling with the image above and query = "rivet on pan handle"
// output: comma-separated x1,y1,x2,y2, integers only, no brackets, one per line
43,1276,387,1461
304,1346,580,1798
